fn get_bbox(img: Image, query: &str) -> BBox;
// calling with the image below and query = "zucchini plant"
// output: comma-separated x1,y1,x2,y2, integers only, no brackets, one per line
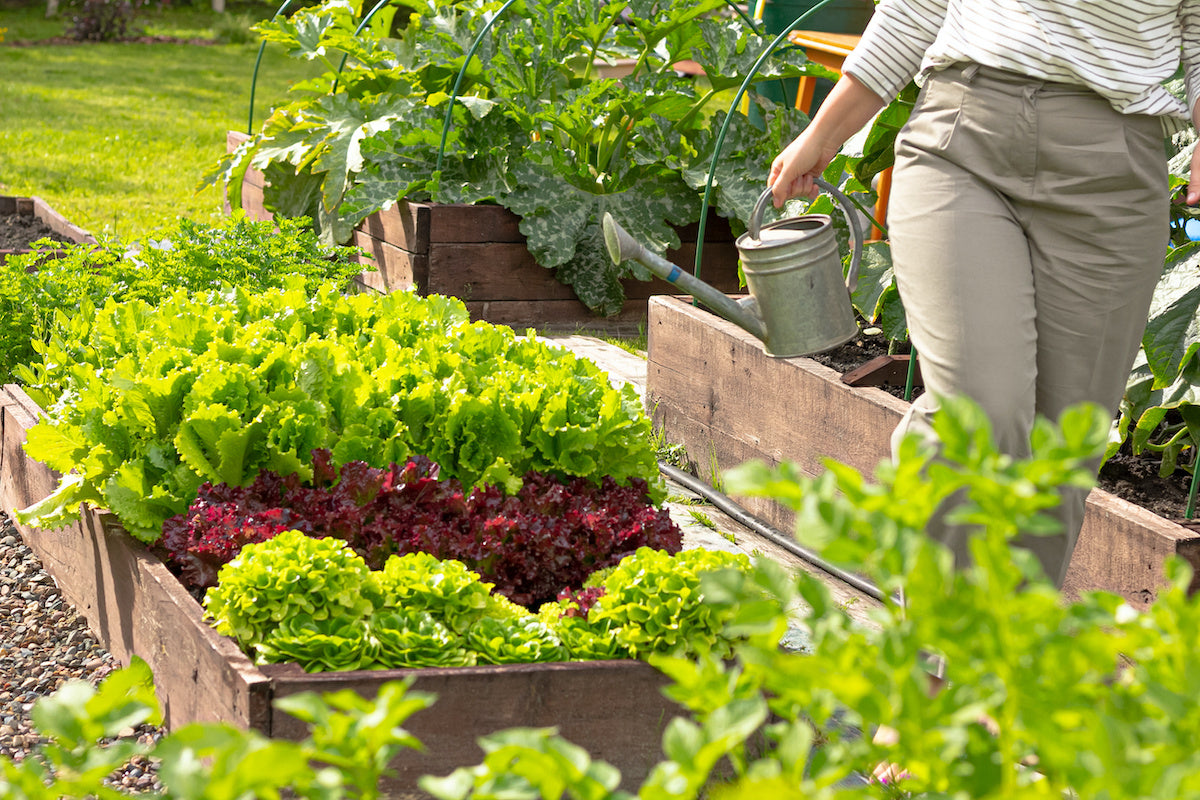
207,0,834,316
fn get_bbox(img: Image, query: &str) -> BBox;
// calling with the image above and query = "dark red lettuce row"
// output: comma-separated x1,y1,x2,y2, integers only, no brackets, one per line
160,450,681,607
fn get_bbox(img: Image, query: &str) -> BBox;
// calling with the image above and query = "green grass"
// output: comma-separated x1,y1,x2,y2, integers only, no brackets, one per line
0,2,322,240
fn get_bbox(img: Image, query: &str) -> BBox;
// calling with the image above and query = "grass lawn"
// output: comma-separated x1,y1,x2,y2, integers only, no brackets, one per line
0,1,322,240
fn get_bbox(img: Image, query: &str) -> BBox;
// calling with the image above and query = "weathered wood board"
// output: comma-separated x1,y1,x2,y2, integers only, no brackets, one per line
644,295,1200,608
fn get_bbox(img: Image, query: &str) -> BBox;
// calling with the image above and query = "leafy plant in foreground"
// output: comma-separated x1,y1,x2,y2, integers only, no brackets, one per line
16,282,662,542
210,0,831,314
423,398,1200,800
0,214,363,385
0,656,435,800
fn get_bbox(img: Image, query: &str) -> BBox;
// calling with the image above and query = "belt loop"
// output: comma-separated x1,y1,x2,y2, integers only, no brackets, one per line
962,62,981,83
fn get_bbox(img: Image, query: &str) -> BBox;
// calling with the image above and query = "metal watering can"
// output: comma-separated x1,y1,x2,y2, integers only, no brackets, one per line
602,178,863,358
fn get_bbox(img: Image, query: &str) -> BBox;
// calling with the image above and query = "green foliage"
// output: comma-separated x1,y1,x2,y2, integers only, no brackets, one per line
590,547,753,660
375,551,499,634
464,616,568,664
13,397,1200,800
534,546,755,662
16,282,661,541
0,215,363,386
421,728,633,800
1111,235,1200,479
0,660,435,800
422,396,1200,800
64,0,143,42
209,0,831,314
204,530,379,644
204,531,745,671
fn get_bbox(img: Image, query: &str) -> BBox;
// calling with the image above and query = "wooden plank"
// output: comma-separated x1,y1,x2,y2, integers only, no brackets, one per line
267,659,679,794
646,295,905,479
225,131,272,222
360,202,429,254
423,242,742,303
352,231,426,293
83,511,273,732
1065,492,1200,607
463,299,651,335
428,243,577,300
0,384,52,514
30,197,96,244
1,384,273,732
644,296,1200,608
425,202,525,244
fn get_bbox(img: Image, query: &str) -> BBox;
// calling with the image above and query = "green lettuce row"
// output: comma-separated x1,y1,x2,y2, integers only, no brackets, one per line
15,280,660,542
205,534,752,672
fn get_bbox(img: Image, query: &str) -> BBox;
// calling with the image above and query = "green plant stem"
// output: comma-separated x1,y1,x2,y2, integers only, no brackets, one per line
1187,459,1200,519
676,86,722,131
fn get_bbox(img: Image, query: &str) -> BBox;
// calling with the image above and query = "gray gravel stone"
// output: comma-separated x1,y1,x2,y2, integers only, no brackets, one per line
0,512,163,793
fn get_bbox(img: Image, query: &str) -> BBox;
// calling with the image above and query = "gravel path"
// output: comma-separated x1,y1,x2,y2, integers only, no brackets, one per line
0,511,162,791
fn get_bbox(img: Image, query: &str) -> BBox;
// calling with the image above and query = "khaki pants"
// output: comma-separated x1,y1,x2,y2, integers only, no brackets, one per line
887,63,1170,587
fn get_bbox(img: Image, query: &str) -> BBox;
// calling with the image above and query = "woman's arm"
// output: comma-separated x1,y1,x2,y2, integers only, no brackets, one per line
1181,1,1200,203
768,74,888,207
767,0,946,207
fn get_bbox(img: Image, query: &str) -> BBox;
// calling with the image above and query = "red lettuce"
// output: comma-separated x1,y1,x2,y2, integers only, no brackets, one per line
161,449,681,607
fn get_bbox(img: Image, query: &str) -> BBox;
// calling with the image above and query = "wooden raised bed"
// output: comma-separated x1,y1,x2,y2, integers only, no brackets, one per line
0,383,681,797
0,195,97,263
645,295,1200,608
225,130,742,335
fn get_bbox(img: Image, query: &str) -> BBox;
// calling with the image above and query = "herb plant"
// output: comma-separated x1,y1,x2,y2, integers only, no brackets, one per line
209,0,830,315
16,282,662,543
161,450,682,607
0,215,363,385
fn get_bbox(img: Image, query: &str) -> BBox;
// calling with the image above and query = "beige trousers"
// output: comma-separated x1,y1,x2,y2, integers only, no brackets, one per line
887,63,1170,587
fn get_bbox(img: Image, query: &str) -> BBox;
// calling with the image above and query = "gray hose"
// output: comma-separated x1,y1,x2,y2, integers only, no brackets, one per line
659,461,885,603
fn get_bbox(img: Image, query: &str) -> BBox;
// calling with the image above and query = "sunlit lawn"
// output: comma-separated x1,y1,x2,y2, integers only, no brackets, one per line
0,1,321,240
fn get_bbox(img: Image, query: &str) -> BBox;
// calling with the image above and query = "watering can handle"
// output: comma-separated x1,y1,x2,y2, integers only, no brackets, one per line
751,178,863,294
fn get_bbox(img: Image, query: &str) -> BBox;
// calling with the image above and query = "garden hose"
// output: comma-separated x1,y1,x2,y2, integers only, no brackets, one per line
658,461,886,603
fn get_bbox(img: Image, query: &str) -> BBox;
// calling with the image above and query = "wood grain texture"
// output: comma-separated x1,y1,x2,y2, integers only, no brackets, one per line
267,659,679,794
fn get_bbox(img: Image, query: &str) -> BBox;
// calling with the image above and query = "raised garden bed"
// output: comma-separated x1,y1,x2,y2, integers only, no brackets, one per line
226,131,743,335
0,196,96,263
645,295,1200,608
0,382,681,797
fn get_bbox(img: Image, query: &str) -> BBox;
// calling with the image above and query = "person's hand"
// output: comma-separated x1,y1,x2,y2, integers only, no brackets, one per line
767,132,835,208
767,74,887,208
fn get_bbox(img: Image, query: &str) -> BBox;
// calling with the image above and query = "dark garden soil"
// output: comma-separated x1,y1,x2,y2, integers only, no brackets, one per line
0,213,75,250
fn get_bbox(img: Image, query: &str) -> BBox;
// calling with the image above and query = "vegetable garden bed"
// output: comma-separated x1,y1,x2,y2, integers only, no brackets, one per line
225,131,744,335
0,196,96,263
646,295,1200,608
0,382,682,797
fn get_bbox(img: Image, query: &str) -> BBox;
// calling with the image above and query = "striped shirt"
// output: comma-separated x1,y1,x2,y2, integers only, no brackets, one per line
841,0,1200,124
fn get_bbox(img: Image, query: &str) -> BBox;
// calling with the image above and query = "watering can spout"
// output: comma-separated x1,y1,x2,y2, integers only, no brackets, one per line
601,212,769,342
603,178,864,359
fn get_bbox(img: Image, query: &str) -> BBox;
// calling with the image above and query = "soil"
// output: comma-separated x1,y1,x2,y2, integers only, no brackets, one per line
0,214,1192,521
0,213,75,250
